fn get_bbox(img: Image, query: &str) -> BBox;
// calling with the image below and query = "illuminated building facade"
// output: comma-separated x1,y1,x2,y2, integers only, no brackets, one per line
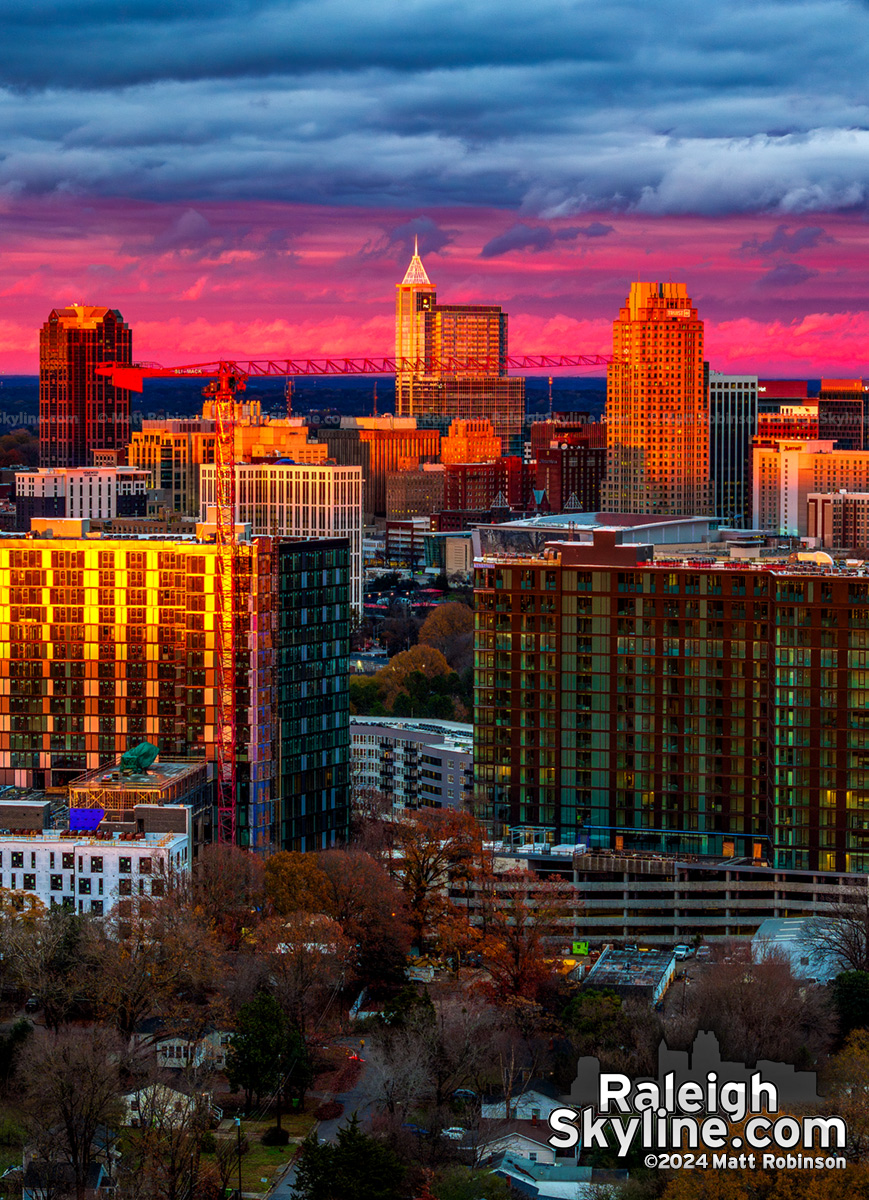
474,535,869,873
395,246,526,456
443,457,532,512
707,372,758,528
440,418,501,465
320,418,439,520
0,534,350,852
603,283,710,516
752,439,869,535
40,306,132,469
199,461,363,611
128,419,216,517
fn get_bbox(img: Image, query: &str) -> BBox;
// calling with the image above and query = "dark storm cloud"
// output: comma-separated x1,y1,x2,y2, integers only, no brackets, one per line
739,223,835,257
480,223,585,258
758,261,819,286
1,0,869,213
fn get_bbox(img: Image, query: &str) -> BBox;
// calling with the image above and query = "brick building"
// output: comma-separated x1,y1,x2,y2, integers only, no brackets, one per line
474,534,869,872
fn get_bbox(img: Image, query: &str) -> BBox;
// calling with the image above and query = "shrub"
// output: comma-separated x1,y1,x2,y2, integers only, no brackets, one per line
200,1130,217,1153
314,1100,343,1121
261,1126,291,1146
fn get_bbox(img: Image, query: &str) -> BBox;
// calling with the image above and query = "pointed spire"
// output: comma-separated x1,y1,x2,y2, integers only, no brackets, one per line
401,235,431,286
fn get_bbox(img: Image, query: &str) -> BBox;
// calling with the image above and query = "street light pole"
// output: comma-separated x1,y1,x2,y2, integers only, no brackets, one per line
235,1116,243,1200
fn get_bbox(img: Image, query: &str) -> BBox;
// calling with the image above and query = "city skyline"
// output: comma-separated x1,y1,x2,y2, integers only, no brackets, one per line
1,207,868,376
2,0,869,376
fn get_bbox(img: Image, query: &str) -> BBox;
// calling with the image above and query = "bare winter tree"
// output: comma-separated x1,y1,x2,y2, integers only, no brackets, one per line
20,1028,124,1200
802,882,869,974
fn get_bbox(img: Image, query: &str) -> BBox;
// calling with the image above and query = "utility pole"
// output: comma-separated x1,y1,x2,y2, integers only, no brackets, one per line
235,1116,243,1200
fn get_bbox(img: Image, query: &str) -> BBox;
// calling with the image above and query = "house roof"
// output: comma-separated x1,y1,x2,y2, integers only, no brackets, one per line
24,1161,104,1189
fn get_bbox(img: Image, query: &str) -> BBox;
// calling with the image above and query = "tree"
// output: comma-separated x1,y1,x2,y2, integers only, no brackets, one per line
477,870,579,1004
3,906,88,1033
255,912,351,1038
21,1028,124,1200
227,990,312,1119
349,788,397,864
432,1166,512,1200
418,604,474,672
122,1080,210,1200
292,1115,406,1200
319,849,412,992
227,991,289,1112
832,971,869,1038
394,810,482,951
376,645,451,707
90,888,220,1040
191,844,266,949
684,947,835,1067
264,852,332,916
801,884,869,974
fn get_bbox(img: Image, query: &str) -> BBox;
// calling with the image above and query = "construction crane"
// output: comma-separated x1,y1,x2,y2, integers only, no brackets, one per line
97,351,611,845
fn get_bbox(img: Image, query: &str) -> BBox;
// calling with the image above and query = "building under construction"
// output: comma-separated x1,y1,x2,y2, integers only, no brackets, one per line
0,529,350,851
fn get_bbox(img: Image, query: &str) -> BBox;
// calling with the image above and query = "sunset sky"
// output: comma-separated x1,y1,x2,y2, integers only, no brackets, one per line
2,0,869,375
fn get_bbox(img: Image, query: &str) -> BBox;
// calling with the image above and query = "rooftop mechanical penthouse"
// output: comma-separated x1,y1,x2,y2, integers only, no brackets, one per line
474,533,869,872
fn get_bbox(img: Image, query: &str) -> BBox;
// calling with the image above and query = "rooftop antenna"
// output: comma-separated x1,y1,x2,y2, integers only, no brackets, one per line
285,378,294,419
548,375,553,420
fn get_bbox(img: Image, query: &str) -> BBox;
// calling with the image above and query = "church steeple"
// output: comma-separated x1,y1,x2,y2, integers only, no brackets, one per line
401,235,431,286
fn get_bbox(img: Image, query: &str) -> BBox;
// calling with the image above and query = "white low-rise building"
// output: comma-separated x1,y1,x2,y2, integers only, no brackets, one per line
0,830,189,917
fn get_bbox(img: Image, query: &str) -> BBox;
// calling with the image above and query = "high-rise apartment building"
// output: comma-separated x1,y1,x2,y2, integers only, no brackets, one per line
40,306,132,469
752,439,869,535
275,540,350,851
707,372,758,528
199,461,363,611
0,533,350,851
602,283,710,516
394,245,526,455
474,535,869,873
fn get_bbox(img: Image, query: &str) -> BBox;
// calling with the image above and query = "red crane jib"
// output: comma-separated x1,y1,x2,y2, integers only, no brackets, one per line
95,353,613,391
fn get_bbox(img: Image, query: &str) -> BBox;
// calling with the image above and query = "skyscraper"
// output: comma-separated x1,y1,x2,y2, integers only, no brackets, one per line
395,242,526,455
39,306,133,468
602,283,710,516
707,371,758,528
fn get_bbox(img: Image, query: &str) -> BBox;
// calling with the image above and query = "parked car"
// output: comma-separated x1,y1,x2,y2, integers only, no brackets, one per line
401,1123,430,1138
674,945,693,960
442,1127,466,1141
696,946,711,961
452,1089,478,1103
24,996,40,1014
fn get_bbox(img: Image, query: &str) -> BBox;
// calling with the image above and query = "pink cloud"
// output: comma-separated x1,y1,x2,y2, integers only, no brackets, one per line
0,199,867,376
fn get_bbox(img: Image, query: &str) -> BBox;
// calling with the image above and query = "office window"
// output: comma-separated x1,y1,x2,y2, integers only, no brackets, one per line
23,874,35,890
50,874,63,891
11,852,22,869
62,852,74,870
78,878,91,895
90,857,103,873
119,857,131,874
